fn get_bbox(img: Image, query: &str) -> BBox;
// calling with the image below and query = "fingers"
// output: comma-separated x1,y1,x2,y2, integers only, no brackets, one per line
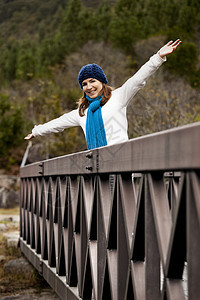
165,39,181,54
172,39,181,47
167,39,181,47
174,39,182,49
167,40,174,46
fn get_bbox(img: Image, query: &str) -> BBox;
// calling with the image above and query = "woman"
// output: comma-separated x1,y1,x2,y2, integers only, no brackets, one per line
25,39,181,150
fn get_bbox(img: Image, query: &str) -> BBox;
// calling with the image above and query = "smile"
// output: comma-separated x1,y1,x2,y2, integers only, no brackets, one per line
87,90,97,95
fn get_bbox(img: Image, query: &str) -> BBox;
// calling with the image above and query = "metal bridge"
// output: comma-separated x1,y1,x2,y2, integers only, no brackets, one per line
19,122,200,300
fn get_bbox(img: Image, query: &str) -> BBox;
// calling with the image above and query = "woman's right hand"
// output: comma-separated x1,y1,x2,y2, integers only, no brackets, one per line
24,133,34,140
158,39,181,58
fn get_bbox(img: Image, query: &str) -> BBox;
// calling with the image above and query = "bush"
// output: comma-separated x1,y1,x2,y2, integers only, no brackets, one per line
166,42,198,77
190,68,200,88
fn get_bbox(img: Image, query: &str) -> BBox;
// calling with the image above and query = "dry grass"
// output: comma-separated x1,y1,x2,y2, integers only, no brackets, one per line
0,206,20,215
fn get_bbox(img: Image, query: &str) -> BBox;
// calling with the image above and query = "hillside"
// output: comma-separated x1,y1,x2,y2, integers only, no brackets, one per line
0,0,199,174
0,0,117,40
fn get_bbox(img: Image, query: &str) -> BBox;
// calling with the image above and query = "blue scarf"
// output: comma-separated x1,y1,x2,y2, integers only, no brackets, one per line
86,94,107,150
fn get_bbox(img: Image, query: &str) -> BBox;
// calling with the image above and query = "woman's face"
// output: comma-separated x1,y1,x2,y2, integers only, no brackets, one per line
82,78,103,99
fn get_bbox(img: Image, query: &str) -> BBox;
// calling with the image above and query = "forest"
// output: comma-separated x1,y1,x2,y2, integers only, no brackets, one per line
0,0,200,173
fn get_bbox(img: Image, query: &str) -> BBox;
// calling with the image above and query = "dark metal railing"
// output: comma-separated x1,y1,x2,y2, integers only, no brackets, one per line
20,122,200,300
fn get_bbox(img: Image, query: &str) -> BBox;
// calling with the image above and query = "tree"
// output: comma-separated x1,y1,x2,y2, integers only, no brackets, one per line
39,36,64,71
94,1,113,42
129,0,182,39
0,94,25,157
109,0,142,53
16,40,37,80
0,39,19,83
176,3,197,38
59,0,84,54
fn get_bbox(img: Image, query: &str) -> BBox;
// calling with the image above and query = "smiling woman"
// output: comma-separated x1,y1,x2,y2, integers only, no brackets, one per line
24,39,181,150
82,78,103,98
79,82,112,112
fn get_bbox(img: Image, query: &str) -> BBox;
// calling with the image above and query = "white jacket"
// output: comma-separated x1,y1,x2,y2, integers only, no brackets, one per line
32,53,166,146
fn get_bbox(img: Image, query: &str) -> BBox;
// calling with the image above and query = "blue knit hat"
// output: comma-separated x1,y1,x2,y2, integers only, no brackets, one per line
78,63,108,89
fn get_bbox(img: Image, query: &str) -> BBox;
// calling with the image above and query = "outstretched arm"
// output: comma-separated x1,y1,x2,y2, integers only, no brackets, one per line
158,39,181,59
24,109,81,140
116,39,181,107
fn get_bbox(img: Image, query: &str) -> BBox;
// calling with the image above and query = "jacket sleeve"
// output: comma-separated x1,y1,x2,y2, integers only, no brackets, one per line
117,53,166,107
32,109,80,137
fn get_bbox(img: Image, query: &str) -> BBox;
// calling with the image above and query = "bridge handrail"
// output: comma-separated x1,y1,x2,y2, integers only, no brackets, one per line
21,121,200,178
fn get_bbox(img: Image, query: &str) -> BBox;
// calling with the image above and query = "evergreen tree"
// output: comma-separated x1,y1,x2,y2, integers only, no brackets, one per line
94,1,113,42
59,0,84,54
139,0,179,36
0,94,25,157
109,0,142,53
39,36,64,71
78,6,96,43
175,0,199,38
16,40,37,80
0,40,18,83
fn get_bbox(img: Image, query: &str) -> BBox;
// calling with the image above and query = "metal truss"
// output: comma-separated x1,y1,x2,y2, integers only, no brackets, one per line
20,122,200,299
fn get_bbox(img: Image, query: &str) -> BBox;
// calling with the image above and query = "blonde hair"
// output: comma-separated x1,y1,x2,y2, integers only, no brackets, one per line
78,83,113,117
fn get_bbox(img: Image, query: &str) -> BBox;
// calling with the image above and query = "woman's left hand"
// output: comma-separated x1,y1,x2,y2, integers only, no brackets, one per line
24,133,34,140
158,39,181,58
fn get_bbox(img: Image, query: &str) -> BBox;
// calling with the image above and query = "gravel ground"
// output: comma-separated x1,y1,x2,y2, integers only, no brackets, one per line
0,288,60,299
